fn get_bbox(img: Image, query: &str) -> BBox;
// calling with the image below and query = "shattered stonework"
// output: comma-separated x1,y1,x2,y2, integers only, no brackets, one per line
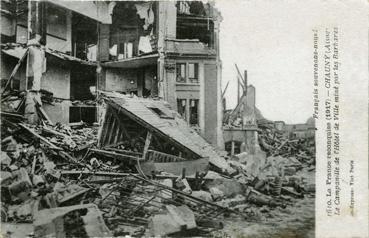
1,1,315,237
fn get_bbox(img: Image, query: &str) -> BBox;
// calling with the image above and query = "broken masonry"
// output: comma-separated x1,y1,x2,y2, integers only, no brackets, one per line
1,91,315,237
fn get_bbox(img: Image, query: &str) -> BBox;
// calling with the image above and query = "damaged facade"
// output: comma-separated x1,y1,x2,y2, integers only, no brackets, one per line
1,1,316,237
1,0,223,147
222,68,264,156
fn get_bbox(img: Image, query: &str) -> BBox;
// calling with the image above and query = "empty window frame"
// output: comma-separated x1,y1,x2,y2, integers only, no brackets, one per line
177,99,187,120
69,106,97,124
189,99,199,126
47,5,67,40
188,63,199,83
176,63,186,82
72,13,98,60
176,62,199,84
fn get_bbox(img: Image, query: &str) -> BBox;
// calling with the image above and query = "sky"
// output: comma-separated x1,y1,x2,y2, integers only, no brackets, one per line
216,0,317,124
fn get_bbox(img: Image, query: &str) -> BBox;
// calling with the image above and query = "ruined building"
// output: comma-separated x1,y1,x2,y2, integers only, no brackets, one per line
275,117,316,140
222,68,264,156
1,0,224,148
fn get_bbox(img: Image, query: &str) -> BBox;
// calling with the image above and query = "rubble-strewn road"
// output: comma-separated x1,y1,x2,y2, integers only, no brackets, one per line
217,169,315,238
1,94,315,237
218,195,314,238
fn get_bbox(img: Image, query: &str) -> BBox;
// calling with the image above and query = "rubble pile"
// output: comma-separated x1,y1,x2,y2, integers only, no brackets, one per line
1,118,315,237
258,120,316,167
0,116,230,237
41,123,98,151
0,93,314,237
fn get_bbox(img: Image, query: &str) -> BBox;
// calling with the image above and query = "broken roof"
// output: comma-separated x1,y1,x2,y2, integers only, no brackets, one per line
100,92,230,170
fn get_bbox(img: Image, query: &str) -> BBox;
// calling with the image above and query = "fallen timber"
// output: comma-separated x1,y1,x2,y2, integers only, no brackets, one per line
1,92,315,237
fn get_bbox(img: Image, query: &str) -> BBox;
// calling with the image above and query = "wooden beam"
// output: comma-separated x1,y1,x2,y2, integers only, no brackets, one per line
2,48,29,93
89,148,144,161
104,148,142,157
146,150,186,162
131,174,240,214
221,80,230,99
234,63,244,82
110,106,132,140
106,117,117,145
60,171,133,176
42,126,69,138
142,131,152,160
58,151,85,166
97,107,109,147
34,98,53,125
16,97,26,112
105,112,116,145
59,171,214,181
234,63,245,102
112,124,121,145
101,111,113,146
0,111,25,120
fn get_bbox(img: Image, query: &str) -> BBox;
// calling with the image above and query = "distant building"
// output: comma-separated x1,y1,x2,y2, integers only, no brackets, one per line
279,117,316,140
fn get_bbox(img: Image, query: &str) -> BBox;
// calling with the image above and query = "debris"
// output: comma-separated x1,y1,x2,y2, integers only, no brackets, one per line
205,177,246,198
175,177,192,194
18,123,61,150
140,152,209,176
56,184,90,204
0,92,314,237
148,205,196,236
1,151,12,166
0,2,316,237
8,168,32,202
158,179,173,199
216,194,247,208
191,190,213,202
7,199,35,223
209,187,224,201
33,204,112,237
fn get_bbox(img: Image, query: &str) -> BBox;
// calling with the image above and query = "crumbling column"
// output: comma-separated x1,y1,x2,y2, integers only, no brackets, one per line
25,39,46,124
242,85,261,155
162,60,177,111
156,2,177,109
242,85,256,127
24,0,46,124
